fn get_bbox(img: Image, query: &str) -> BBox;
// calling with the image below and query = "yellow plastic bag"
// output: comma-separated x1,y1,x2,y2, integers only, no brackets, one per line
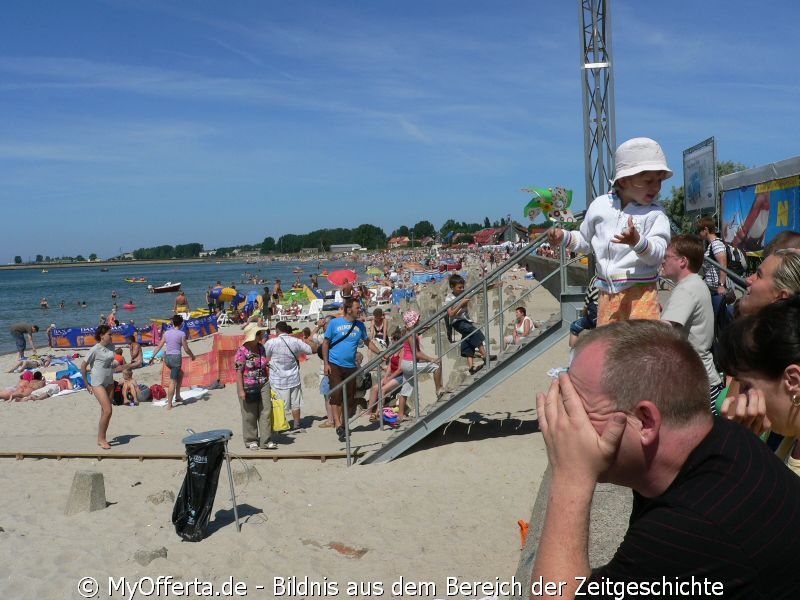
271,397,290,432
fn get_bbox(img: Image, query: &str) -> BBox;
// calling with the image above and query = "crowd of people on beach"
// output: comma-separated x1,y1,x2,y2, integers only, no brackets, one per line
8,138,800,595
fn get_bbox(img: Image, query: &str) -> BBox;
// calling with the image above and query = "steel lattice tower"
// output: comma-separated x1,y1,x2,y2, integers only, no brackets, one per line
580,0,616,205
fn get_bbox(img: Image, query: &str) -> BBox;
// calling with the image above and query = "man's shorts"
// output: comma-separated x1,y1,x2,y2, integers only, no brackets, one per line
164,354,182,380
12,331,26,354
597,284,659,326
273,385,303,412
327,363,358,407
452,320,485,358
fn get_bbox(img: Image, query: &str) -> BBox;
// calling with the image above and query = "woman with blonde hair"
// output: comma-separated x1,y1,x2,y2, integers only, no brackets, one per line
737,249,800,316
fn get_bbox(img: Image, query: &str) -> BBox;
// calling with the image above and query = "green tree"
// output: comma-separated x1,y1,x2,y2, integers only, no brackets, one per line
353,223,387,249
260,236,276,254
174,243,203,258
76,255,86,262
35,255,43,263
89,253,97,261
483,217,491,228
411,220,436,239
14,255,21,264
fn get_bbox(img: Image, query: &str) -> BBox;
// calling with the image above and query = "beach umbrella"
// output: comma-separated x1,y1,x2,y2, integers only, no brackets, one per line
522,186,576,224
217,287,238,302
366,266,383,276
326,269,358,287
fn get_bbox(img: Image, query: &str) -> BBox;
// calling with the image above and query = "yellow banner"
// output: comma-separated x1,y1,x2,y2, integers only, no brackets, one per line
756,176,800,193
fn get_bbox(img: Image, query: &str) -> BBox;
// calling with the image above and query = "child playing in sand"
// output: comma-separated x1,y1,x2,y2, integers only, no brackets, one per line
445,273,495,374
548,137,672,324
120,367,140,406
113,347,125,367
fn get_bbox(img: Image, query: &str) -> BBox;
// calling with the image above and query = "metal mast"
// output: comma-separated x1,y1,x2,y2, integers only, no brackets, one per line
580,0,616,205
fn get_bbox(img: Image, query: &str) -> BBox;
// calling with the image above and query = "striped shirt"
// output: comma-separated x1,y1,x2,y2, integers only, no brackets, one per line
263,334,312,389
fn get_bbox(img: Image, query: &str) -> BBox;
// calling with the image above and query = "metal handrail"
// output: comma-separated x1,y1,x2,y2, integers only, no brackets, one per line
703,255,747,293
329,219,588,465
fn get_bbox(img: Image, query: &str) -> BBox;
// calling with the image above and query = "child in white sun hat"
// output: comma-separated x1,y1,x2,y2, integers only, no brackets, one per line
549,137,672,324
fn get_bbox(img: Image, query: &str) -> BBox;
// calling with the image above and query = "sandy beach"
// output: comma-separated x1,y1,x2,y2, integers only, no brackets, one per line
0,269,566,599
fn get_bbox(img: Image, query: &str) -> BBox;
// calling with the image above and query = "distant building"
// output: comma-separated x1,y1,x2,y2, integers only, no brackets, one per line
473,228,500,245
387,236,410,248
329,243,363,253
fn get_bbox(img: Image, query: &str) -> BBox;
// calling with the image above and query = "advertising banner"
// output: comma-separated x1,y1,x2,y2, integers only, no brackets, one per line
683,137,717,214
51,315,217,349
50,323,147,349
721,176,800,252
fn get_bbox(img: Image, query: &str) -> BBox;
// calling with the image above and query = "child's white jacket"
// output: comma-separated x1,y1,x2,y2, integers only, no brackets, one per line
562,192,670,294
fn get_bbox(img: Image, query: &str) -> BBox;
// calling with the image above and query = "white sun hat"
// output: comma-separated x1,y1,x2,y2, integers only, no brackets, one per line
611,137,673,185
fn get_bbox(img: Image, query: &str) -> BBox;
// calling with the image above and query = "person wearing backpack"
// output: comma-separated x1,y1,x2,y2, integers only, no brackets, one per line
724,242,747,278
698,216,730,297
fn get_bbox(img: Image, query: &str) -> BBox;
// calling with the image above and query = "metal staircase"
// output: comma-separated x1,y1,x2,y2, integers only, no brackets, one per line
360,291,584,464
327,232,590,465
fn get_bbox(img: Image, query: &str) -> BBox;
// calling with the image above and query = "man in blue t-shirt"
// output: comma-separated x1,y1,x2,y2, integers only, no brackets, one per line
322,298,382,442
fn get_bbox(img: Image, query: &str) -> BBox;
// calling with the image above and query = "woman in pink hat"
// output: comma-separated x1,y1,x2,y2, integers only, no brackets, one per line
396,310,444,421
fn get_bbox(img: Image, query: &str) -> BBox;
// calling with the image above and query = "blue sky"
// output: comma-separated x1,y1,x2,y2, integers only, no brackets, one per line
2,0,798,261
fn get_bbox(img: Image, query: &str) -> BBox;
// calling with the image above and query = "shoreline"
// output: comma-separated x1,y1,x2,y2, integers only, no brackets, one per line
0,263,560,597
2,258,225,271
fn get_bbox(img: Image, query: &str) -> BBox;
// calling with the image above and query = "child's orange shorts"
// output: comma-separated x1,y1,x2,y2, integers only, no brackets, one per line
597,284,660,326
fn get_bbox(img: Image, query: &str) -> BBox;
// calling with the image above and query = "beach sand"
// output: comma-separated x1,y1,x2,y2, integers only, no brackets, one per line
0,269,566,599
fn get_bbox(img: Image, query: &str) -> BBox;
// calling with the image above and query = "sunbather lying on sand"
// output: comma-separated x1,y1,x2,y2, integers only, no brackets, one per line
8,355,52,373
0,371,46,400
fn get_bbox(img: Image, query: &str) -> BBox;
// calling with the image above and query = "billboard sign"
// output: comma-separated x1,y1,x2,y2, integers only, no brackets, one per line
683,137,717,214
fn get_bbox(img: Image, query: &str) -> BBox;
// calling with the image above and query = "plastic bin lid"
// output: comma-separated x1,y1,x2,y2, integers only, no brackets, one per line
181,429,233,445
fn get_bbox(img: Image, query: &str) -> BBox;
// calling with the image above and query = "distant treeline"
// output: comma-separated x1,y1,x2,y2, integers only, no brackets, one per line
128,218,500,259
18,217,507,264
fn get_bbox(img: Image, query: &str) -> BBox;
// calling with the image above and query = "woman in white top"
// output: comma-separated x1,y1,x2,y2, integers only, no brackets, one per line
80,324,119,449
503,306,534,349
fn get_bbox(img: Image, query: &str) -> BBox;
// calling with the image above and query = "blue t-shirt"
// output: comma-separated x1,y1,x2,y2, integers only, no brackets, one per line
325,318,368,368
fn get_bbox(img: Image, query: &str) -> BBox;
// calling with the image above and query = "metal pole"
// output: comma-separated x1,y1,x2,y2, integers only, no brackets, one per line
223,440,241,532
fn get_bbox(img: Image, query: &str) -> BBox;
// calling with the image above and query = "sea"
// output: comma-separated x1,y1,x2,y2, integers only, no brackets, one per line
0,259,357,357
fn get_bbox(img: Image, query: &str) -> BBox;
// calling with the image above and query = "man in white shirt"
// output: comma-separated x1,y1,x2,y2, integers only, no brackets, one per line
264,321,314,430
660,234,724,410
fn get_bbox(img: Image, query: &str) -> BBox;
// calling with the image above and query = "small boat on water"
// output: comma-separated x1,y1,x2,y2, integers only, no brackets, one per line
41,269,48,273
125,277,147,283
100,267,109,272
292,267,304,273
148,281,181,294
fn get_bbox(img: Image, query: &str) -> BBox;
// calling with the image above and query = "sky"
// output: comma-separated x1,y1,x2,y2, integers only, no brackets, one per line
2,0,799,261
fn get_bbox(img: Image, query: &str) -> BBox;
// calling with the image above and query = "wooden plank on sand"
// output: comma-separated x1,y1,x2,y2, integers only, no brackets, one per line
1,450,354,462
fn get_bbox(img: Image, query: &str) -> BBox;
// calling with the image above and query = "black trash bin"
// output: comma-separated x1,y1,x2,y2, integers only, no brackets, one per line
172,429,233,542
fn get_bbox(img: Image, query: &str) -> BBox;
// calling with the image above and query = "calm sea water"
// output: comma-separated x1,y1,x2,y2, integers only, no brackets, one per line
0,259,355,356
